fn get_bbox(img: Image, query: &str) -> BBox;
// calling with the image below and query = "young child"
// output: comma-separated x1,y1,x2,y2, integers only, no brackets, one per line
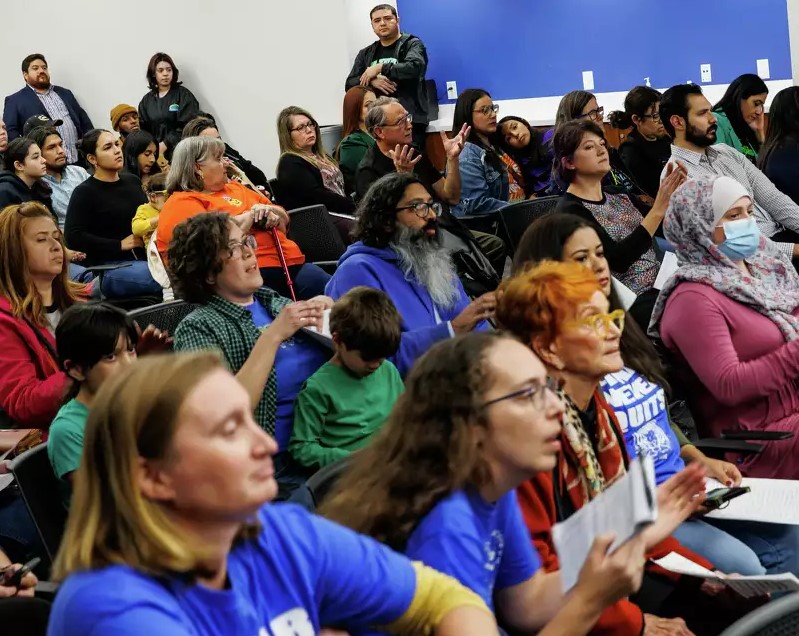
131,172,167,247
289,287,404,471
47,303,139,505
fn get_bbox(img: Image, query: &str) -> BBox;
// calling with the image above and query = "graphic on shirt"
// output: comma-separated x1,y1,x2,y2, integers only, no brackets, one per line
371,57,398,66
483,529,504,574
222,195,243,206
264,608,315,636
169,103,180,112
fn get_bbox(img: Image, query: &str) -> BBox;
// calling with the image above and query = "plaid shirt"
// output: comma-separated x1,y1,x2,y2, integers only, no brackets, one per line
31,86,80,164
667,143,799,259
173,288,291,436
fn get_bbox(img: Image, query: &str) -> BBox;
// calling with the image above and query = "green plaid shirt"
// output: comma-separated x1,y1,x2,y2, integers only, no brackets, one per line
174,288,292,436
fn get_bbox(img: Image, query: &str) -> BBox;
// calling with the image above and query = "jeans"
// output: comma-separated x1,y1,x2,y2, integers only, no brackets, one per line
0,489,41,564
260,263,331,301
273,452,313,508
672,518,765,575
67,263,93,283
99,261,162,299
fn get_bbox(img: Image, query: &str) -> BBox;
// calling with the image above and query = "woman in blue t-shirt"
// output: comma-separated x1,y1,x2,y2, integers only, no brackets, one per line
324,332,650,635
48,352,500,636
512,211,799,577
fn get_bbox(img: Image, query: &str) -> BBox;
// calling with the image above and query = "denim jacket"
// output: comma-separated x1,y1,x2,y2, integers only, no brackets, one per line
450,142,509,217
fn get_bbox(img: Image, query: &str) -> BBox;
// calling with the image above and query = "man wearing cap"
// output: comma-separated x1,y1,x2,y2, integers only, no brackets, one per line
110,104,140,142
3,53,93,164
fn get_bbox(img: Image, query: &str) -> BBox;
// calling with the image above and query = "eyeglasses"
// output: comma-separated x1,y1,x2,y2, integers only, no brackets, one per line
566,309,625,335
395,201,442,218
640,111,661,122
481,376,561,410
290,122,315,134
473,103,500,117
578,106,605,122
383,113,413,127
226,234,257,259
148,189,168,197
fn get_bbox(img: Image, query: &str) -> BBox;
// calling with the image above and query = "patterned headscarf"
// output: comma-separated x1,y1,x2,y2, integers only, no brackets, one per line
649,176,799,342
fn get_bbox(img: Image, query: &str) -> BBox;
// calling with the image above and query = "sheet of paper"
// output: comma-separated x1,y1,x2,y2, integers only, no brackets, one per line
706,478,799,525
553,456,657,592
301,309,333,349
654,252,679,290
704,477,727,492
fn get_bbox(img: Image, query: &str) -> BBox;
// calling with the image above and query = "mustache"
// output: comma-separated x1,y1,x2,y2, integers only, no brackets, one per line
410,219,439,242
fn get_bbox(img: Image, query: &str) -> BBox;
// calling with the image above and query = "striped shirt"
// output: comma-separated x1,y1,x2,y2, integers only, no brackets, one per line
42,165,90,229
665,143,799,259
30,86,80,164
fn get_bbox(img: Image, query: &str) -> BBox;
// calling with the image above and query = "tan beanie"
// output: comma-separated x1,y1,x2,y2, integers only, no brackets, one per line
110,104,137,130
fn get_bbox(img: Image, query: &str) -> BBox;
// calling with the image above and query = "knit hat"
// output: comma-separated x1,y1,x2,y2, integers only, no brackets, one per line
110,104,137,130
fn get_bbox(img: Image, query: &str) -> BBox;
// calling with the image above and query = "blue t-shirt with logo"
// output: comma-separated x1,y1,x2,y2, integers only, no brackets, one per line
48,504,417,636
601,367,685,484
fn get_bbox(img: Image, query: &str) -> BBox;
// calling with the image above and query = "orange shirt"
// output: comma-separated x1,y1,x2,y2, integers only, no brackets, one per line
157,181,304,269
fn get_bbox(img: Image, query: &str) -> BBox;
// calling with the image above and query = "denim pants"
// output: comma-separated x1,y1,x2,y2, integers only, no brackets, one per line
260,263,331,301
273,452,313,510
99,261,162,299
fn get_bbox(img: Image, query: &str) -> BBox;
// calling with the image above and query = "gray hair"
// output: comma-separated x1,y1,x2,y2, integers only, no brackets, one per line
166,136,226,193
365,96,400,136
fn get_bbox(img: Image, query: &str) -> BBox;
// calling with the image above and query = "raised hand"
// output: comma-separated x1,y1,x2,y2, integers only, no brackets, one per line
388,144,423,173
442,124,470,160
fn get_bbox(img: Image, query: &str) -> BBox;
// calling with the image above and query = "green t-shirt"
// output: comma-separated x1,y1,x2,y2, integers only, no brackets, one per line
289,360,404,470
47,398,90,506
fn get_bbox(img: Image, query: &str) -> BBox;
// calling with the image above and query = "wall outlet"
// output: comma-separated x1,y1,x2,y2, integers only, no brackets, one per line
446,81,457,100
757,58,771,79
700,64,712,83
644,76,651,87
582,70,594,91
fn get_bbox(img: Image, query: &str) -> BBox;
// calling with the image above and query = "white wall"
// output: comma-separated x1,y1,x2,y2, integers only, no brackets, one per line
0,0,353,175
345,0,396,61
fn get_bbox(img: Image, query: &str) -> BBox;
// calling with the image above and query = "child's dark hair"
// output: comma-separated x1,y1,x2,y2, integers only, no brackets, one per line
145,171,168,194
56,303,139,400
329,287,401,361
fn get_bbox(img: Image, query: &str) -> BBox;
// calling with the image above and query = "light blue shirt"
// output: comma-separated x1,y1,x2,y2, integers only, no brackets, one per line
30,86,80,164
43,165,90,229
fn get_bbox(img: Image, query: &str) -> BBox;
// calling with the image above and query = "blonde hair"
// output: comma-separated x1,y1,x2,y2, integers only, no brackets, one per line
166,136,226,193
0,202,85,326
277,105,334,166
52,352,257,580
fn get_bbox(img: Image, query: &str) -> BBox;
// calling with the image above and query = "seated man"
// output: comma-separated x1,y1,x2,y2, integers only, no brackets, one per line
660,83,799,261
109,104,139,142
325,172,495,376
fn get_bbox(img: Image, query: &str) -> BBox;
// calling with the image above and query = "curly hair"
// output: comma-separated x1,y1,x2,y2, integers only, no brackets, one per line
354,172,425,247
321,332,510,551
167,212,231,304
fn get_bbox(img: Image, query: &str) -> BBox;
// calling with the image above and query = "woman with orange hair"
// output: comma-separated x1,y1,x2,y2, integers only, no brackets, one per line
337,86,376,196
496,260,759,636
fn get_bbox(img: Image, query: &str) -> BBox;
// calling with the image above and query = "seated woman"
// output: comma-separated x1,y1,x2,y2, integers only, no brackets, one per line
337,86,377,197
498,261,762,636
47,351,500,635
553,119,685,297
169,212,331,500
122,129,161,188
758,87,799,204
498,115,551,197
610,86,672,199
0,137,53,212
275,106,355,243
324,332,652,636
64,130,162,299
650,176,799,480
450,89,525,218
712,74,768,163
513,212,799,577
158,136,330,300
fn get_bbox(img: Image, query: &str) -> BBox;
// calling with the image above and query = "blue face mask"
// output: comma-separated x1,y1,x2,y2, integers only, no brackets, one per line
718,217,760,261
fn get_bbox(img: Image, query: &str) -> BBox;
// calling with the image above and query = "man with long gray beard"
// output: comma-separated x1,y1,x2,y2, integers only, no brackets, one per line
326,172,495,376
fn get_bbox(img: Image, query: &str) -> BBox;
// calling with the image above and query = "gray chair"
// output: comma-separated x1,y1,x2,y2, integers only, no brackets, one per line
498,196,561,256
720,592,799,635
287,205,346,270
128,300,199,338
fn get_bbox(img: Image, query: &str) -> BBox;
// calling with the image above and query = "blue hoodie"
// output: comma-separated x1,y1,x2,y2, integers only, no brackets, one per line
325,242,488,376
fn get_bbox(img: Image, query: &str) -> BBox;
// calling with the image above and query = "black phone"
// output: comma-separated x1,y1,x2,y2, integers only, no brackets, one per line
2,556,40,588
704,486,751,511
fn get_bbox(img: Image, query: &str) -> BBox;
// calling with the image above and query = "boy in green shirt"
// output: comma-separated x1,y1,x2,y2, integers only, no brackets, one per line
290,287,404,471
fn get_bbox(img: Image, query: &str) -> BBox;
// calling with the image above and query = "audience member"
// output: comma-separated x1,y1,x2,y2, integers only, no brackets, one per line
324,332,648,636
0,137,53,212
169,212,331,499
610,86,672,198
553,120,684,296
326,173,494,376
158,136,329,299
121,129,161,186
346,4,430,149
650,176,799,480
131,172,167,248
337,86,377,195
64,130,161,298
451,88,525,217
0,546,38,597
137,52,200,159
0,202,85,427
109,103,139,141
3,54,93,164
660,83,799,261
0,119,7,170
497,115,551,197
713,74,768,162
289,287,404,471
47,352,499,635
758,86,799,204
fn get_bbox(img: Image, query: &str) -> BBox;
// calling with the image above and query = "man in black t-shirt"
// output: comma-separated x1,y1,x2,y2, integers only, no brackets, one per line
346,4,430,149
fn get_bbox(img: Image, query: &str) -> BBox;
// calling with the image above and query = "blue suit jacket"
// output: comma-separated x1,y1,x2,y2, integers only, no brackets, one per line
3,85,93,140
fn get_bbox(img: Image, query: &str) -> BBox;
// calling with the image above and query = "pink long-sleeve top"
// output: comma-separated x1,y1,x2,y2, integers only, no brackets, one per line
661,282,799,479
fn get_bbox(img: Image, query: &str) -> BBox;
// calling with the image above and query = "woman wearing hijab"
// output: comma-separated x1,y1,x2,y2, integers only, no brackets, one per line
651,176,799,480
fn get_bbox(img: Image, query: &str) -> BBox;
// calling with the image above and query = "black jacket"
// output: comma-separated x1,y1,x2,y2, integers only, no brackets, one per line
225,144,268,189
138,85,200,158
618,130,672,199
346,33,430,124
0,172,53,213
276,154,356,214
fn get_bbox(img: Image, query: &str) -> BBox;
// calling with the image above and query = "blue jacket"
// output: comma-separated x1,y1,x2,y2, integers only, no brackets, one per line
450,142,509,217
3,85,93,141
325,242,488,376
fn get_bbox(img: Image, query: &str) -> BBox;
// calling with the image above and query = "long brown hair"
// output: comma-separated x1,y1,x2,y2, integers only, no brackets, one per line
0,202,84,326
321,333,509,551
342,86,373,139
276,106,333,165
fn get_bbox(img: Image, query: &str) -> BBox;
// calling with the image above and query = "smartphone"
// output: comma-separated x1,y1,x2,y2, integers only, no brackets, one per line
2,556,40,588
704,486,751,511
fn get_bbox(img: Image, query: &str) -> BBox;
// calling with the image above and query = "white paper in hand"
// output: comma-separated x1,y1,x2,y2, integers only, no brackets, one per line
654,252,679,290
301,308,333,348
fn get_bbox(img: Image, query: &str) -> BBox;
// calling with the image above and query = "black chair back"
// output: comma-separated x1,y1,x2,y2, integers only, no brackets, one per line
498,196,561,256
305,455,352,509
268,178,282,203
287,205,347,264
128,300,200,336
8,444,67,566
720,592,799,635
0,597,52,636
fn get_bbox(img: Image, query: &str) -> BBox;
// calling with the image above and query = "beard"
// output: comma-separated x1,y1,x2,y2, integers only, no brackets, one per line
685,121,717,147
391,222,460,310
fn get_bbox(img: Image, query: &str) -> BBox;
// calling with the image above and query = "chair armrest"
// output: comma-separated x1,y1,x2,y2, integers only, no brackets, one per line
721,430,795,441
83,263,131,274
35,580,59,601
694,438,764,458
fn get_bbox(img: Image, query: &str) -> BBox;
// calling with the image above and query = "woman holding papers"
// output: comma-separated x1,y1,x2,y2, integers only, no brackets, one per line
651,176,799,481
324,332,652,636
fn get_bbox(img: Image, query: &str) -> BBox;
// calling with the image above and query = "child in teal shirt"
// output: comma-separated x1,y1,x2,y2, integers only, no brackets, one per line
290,287,404,471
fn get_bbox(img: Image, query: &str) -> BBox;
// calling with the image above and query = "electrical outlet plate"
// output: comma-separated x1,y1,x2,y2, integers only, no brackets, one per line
700,64,712,83
582,70,594,91
446,81,457,99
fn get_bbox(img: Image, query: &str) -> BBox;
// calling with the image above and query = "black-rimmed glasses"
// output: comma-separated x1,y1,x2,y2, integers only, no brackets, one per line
578,106,605,122
473,103,500,117
395,201,442,219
